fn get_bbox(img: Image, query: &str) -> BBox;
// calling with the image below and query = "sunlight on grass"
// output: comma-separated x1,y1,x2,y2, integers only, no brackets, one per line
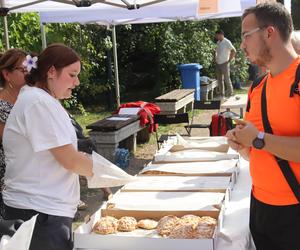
72,111,111,135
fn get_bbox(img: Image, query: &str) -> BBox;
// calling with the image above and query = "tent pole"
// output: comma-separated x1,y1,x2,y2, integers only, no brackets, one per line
40,22,47,49
3,15,9,49
1,0,9,49
112,25,120,108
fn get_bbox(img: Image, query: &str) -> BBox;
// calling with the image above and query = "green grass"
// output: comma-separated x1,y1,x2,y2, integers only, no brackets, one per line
72,110,111,135
233,87,249,95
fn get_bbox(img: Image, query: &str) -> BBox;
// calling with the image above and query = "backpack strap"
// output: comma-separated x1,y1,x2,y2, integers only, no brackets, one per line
246,73,267,113
261,77,300,203
289,63,300,97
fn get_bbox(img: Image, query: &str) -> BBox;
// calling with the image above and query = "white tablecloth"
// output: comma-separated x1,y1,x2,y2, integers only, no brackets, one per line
217,158,256,250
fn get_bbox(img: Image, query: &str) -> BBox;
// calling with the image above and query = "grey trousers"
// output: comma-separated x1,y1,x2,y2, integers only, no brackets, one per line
216,62,233,97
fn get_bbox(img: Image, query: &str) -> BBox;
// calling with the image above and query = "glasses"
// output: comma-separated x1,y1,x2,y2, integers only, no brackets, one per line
241,27,263,41
13,67,27,73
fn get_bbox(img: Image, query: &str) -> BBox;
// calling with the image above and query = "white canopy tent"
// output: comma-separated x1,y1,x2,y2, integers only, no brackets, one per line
1,0,258,106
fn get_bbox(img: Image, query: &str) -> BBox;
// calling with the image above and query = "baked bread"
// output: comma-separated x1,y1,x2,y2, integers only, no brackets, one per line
93,216,118,235
157,215,180,236
199,216,217,226
194,216,217,239
137,219,158,230
169,222,197,239
180,214,201,227
117,216,137,232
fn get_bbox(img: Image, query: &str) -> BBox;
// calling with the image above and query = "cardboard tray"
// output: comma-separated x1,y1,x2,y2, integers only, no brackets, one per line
73,208,223,250
105,190,228,212
140,159,240,184
121,175,233,193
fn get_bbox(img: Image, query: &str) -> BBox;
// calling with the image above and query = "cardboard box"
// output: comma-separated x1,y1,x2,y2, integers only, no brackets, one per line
105,190,228,213
120,175,233,200
73,209,223,250
141,159,240,185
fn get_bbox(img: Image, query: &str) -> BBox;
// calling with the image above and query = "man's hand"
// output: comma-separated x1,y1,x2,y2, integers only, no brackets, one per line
226,120,251,161
226,129,242,151
234,119,259,147
225,119,246,150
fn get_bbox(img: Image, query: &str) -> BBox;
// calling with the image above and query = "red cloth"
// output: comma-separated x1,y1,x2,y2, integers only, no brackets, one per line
116,101,160,133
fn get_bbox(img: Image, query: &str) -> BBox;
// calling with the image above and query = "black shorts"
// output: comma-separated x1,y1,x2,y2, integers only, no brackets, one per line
250,193,300,250
3,204,73,250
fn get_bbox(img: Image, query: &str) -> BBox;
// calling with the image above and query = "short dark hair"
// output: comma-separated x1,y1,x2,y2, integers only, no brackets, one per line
242,2,293,42
0,49,26,87
216,30,224,35
26,43,80,90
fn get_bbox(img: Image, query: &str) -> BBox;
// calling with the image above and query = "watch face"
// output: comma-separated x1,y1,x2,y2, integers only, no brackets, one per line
253,138,265,149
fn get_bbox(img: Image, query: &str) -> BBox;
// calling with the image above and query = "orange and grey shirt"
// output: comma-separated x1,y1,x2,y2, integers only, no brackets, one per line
245,57,300,205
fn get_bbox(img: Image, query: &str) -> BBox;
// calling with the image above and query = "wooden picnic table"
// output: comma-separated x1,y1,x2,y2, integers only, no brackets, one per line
155,89,195,114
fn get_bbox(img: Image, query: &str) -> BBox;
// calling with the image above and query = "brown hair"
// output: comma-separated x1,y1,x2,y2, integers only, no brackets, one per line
0,49,26,87
25,43,81,90
242,2,293,43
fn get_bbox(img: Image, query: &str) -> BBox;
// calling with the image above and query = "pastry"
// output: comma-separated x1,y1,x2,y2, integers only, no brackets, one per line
93,216,118,235
117,216,137,232
137,219,158,230
157,215,180,236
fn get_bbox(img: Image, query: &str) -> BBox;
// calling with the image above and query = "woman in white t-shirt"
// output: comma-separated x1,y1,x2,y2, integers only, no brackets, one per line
2,44,93,250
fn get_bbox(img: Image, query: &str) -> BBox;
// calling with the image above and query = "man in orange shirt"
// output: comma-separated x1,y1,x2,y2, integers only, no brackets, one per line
227,3,300,250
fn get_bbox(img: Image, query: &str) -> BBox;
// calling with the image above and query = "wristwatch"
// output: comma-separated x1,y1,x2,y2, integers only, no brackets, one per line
252,132,265,149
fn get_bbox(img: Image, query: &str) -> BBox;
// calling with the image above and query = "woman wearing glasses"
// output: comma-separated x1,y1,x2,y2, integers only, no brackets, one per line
0,49,27,217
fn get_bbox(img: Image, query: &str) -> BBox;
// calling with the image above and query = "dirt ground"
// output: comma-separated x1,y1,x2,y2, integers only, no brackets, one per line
74,98,244,225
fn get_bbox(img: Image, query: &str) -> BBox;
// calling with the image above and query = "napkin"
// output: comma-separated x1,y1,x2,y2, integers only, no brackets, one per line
87,151,136,188
0,215,37,250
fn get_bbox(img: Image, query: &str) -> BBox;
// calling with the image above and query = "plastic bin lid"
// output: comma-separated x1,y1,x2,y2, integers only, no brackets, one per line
178,63,202,70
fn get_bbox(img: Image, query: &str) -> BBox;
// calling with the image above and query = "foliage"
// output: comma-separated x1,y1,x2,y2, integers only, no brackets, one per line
0,13,42,52
0,12,251,108
116,20,219,95
231,43,249,85
292,0,300,30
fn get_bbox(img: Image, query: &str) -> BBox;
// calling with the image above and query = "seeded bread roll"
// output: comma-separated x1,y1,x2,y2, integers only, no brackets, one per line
157,215,180,236
180,214,201,227
117,216,137,232
194,216,217,239
169,222,197,239
93,216,118,235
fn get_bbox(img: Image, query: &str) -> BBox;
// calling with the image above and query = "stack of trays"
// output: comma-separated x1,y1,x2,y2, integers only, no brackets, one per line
73,136,239,250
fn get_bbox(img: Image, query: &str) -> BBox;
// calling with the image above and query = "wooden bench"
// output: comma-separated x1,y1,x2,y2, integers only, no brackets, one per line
221,94,248,118
87,115,143,162
200,80,218,101
155,89,195,114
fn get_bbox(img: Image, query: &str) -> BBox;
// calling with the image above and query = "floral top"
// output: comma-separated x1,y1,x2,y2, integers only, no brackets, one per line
0,99,13,191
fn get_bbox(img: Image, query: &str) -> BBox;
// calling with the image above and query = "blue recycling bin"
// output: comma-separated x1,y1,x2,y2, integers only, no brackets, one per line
178,63,202,100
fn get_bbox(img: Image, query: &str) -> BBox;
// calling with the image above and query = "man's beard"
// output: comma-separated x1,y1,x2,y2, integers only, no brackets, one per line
253,40,272,67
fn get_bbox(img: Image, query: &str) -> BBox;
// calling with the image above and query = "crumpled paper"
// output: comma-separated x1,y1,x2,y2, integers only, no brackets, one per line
87,151,137,188
0,215,37,250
